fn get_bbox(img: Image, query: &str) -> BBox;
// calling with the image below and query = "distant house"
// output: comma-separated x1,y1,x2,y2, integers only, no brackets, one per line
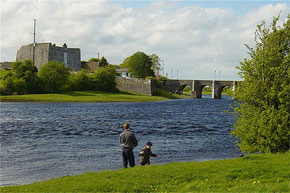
81,61,101,71
16,43,81,71
117,68,131,78
0,62,13,70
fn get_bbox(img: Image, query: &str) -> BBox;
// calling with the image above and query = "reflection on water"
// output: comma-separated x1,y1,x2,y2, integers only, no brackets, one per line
0,96,240,185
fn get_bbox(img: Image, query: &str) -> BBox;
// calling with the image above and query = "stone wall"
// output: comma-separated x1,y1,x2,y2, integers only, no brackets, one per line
49,44,81,71
16,43,50,69
116,77,156,96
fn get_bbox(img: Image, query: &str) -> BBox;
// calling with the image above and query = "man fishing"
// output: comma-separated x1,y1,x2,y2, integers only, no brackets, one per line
120,122,138,168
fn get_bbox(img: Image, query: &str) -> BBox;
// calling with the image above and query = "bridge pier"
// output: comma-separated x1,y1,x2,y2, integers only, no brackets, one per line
192,80,237,99
212,81,221,99
192,80,205,98
160,79,238,99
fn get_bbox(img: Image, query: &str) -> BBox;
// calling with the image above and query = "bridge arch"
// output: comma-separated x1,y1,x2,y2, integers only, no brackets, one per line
159,80,193,94
160,79,238,99
192,80,237,99
192,80,212,98
212,81,237,99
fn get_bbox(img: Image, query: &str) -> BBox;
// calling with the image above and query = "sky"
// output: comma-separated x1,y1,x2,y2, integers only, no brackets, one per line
1,0,289,80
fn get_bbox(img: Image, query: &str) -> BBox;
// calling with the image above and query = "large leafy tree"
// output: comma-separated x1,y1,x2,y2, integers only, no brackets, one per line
119,56,130,69
99,56,109,67
232,15,290,153
124,51,154,78
3,60,39,94
38,61,70,93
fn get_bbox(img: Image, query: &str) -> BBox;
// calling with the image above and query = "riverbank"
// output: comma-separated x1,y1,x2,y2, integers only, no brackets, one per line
1,152,288,192
0,89,190,103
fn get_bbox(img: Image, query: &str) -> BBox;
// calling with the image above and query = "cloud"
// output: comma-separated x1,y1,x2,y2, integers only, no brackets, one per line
1,1,289,80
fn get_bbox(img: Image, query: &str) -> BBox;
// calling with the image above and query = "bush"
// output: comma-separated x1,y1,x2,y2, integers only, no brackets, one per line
92,66,117,92
38,61,70,93
66,70,93,91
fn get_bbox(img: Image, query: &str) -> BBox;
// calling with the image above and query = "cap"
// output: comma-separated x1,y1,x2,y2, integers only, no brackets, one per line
146,142,153,146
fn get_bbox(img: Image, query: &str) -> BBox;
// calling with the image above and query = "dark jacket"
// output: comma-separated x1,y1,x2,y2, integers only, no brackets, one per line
139,147,157,164
120,130,138,149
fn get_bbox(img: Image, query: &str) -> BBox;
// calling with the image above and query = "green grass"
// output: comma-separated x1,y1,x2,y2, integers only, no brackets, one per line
154,88,190,99
0,90,189,103
1,152,288,192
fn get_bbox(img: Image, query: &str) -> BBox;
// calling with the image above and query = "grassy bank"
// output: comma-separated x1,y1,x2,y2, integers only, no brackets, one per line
0,89,189,103
1,152,288,192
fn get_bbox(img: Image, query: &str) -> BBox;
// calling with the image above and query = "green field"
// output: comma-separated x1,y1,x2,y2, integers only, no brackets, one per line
0,89,189,103
1,152,288,192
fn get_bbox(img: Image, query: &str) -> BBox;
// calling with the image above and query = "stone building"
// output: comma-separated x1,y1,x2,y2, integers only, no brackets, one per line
0,61,13,70
16,43,81,71
81,61,101,71
116,68,131,78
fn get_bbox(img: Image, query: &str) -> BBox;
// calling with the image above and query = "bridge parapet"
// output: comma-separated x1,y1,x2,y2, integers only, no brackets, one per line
160,79,193,93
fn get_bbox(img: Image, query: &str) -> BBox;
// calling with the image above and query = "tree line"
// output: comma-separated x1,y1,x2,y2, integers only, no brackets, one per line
0,60,118,95
0,51,163,95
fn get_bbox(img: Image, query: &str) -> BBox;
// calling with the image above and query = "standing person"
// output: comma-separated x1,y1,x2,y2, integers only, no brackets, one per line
120,122,138,168
139,142,158,166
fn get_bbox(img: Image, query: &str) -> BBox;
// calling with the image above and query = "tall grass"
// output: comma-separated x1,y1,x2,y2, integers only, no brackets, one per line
1,152,288,192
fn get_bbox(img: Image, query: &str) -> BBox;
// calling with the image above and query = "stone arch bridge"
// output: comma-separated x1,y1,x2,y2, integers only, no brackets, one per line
160,79,238,99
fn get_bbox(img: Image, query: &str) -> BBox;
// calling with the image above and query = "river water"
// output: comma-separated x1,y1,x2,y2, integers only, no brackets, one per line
0,96,241,186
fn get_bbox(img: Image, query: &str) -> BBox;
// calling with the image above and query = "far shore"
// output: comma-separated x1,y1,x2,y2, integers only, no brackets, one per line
0,90,192,103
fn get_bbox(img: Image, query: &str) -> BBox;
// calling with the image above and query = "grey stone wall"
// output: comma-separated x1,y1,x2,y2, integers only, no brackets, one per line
16,43,50,69
116,77,156,96
49,44,81,71
16,43,80,71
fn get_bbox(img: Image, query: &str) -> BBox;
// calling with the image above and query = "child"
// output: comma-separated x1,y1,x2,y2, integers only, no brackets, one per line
139,142,158,166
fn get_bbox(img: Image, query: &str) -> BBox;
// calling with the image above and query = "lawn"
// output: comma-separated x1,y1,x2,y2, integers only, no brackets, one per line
0,89,189,103
1,152,288,192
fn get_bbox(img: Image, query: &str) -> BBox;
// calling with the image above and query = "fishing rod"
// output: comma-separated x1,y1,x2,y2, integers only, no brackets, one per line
137,127,151,141
137,120,157,141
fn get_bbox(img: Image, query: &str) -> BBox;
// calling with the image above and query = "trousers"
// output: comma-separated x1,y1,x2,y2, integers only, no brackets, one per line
122,148,135,168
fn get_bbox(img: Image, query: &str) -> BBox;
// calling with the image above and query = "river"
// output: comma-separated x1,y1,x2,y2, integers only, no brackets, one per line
0,96,241,186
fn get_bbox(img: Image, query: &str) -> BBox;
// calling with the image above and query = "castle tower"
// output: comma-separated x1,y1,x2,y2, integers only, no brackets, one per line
16,43,81,71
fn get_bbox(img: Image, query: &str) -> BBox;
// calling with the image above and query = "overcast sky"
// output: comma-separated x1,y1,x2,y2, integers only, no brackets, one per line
1,0,289,80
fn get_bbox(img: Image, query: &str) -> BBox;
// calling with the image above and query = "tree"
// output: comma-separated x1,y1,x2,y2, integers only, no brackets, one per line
88,57,100,63
38,61,70,92
232,15,290,153
119,56,130,69
2,60,39,94
92,65,117,92
150,54,161,75
66,69,92,91
125,51,154,78
99,56,109,67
